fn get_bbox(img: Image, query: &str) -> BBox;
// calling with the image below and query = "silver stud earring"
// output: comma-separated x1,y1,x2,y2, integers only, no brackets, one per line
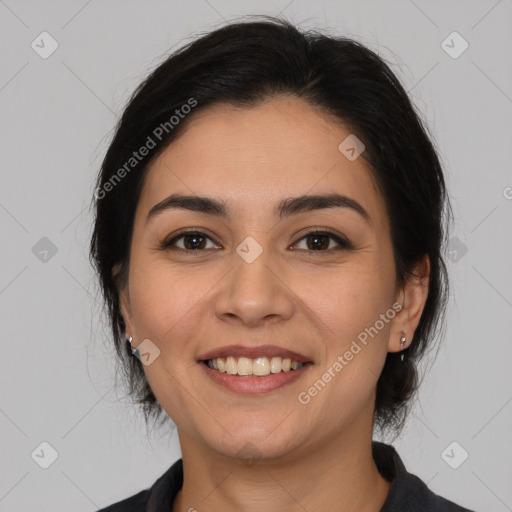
127,336,137,356
400,331,407,361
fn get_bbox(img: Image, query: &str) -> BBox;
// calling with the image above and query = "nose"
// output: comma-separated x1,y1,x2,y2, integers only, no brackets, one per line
214,244,295,328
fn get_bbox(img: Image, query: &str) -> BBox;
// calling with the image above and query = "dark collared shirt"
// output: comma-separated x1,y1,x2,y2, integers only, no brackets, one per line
97,441,477,511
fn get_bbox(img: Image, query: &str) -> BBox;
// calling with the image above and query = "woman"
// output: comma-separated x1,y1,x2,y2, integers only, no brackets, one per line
91,16,476,512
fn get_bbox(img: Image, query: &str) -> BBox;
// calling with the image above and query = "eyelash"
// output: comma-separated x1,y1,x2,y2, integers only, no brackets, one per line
160,228,354,255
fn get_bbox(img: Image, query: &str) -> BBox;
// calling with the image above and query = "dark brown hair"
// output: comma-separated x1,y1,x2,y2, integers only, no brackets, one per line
89,15,452,436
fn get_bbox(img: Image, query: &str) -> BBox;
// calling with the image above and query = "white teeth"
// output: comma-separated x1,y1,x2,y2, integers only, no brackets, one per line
225,356,238,375
206,356,306,376
270,357,282,373
237,357,252,376
253,357,270,376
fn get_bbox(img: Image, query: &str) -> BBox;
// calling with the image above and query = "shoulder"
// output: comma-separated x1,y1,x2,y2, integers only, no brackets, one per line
373,442,477,512
95,458,183,511
399,472,477,512
96,489,150,511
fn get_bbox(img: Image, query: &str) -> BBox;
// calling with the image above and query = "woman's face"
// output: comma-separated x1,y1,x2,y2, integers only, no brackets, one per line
119,96,426,460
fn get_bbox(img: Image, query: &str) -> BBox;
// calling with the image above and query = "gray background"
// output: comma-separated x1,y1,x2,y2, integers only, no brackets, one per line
1,0,511,510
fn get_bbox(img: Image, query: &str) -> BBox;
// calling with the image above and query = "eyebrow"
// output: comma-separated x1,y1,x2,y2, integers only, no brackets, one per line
146,193,372,226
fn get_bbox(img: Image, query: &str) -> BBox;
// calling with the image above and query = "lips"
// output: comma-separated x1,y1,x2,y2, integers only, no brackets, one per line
197,344,312,364
197,344,313,394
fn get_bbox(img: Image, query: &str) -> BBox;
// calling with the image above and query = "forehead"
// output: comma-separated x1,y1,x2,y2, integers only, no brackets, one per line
137,96,388,228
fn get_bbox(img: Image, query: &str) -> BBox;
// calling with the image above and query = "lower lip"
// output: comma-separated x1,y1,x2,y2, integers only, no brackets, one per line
200,361,312,394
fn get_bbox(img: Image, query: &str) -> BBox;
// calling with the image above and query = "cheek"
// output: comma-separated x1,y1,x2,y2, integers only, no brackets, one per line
295,272,391,427
128,259,201,348
308,261,392,343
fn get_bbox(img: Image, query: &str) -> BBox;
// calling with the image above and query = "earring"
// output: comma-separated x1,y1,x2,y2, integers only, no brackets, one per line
127,336,137,356
399,331,407,362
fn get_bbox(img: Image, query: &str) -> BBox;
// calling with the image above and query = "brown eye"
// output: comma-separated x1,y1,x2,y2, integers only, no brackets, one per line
161,231,219,252
160,229,353,255
293,230,353,252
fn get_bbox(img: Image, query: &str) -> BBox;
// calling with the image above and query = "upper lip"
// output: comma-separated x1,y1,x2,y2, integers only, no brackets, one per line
198,344,312,363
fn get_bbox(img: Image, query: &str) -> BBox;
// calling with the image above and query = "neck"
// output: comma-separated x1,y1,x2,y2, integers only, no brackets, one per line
172,418,390,512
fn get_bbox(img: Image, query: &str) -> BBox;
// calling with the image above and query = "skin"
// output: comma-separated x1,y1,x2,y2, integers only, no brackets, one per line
117,95,430,512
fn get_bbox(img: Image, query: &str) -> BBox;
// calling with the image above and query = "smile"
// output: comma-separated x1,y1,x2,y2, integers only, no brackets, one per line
205,356,305,376
200,359,313,395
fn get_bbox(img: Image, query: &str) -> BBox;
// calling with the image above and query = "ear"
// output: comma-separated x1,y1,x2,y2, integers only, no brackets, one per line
387,255,430,353
113,263,137,341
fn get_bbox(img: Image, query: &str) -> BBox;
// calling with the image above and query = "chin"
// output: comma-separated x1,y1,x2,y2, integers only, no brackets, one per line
204,424,305,463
